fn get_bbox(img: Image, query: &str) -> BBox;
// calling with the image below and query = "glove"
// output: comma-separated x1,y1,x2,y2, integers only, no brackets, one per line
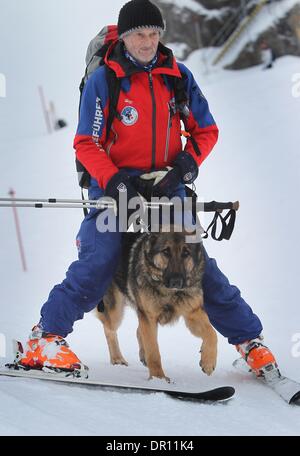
174,151,199,184
132,168,172,201
152,152,199,198
105,170,144,231
151,167,181,199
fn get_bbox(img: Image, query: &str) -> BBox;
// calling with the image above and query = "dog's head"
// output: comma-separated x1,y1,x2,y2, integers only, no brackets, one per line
143,231,205,291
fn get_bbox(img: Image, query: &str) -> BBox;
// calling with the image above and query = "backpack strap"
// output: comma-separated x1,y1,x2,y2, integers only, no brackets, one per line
170,70,202,158
181,130,201,157
173,70,189,116
105,66,122,142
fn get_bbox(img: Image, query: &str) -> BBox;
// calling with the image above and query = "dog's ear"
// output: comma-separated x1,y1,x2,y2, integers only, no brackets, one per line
148,233,160,249
192,241,205,264
143,233,158,255
144,234,161,269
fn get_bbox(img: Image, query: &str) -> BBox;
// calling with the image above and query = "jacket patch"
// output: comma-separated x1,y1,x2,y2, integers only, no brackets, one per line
121,106,138,126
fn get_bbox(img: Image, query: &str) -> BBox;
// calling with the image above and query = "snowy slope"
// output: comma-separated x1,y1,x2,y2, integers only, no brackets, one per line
1,1,300,436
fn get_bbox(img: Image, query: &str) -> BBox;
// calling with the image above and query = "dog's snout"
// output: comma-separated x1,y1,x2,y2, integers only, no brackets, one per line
167,274,184,289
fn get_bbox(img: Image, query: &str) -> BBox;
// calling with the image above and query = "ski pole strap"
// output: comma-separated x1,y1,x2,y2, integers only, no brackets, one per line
202,208,237,241
176,187,239,241
81,188,89,217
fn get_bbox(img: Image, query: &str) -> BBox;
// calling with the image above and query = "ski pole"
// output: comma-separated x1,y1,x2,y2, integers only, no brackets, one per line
0,197,174,210
0,197,114,204
0,197,118,211
0,197,239,212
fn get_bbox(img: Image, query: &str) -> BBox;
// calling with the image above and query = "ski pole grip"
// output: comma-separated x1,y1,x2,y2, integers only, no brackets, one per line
203,201,240,213
232,201,240,211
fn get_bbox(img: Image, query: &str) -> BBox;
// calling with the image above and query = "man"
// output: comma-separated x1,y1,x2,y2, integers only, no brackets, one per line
19,0,278,379
260,40,274,70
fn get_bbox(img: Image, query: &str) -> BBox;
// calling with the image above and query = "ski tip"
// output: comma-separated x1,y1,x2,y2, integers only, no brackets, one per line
208,386,235,401
289,390,300,405
12,339,24,354
165,386,235,403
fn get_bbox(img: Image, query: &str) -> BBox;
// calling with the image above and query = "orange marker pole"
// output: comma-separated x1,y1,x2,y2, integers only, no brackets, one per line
8,189,27,272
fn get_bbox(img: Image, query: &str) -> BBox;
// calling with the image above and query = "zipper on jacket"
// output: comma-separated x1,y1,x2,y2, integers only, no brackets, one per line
148,72,157,170
164,103,172,163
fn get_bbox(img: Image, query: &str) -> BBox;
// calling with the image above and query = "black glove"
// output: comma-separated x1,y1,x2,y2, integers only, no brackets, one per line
105,170,144,231
151,167,181,199
152,152,199,198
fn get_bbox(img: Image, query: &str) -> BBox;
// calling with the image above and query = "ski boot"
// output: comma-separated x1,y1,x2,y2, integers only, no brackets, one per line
11,326,88,378
236,336,281,381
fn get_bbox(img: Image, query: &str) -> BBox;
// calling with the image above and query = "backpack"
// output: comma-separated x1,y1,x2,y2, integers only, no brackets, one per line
76,25,195,190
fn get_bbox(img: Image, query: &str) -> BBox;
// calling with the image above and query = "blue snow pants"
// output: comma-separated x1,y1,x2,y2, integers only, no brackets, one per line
40,176,263,345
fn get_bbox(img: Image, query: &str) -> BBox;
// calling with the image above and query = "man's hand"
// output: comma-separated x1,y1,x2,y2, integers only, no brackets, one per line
151,167,181,198
132,168,171,199
174,151,199,184
105,170,144,230
151,152,199,198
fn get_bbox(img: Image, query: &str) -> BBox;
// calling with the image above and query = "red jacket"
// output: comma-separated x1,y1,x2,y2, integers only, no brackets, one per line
74,41,219,189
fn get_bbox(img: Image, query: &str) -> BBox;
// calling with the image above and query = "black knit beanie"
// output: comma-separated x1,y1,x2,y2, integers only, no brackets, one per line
118,0,165,38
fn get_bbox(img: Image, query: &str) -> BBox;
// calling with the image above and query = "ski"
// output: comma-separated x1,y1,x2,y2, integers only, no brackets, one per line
233,358,300,405
0,365,235,403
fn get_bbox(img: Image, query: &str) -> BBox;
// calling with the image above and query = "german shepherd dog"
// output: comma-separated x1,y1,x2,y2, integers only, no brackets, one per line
96,231,217,382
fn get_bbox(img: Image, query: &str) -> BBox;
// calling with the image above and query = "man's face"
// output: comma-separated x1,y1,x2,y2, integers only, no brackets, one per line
123,28,160,65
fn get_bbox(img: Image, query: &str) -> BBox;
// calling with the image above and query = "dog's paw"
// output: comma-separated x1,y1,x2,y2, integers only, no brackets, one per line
199,344,217,376
148,374,171,384
199,355,216,376
200,362,215,376
148,366,171,383
111,356,129,367
140,357,147,367
139,349,147,367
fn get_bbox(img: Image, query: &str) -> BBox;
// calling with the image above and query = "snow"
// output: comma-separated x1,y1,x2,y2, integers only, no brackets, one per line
166,42,189,60
1,0,300,437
